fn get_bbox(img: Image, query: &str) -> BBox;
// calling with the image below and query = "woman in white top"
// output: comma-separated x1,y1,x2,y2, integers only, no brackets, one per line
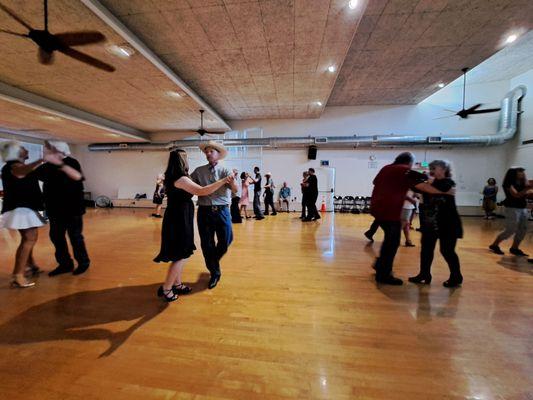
401,190,417,247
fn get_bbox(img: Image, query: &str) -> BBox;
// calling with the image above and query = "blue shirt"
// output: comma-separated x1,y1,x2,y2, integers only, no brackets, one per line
191,163,232,206
279,186,291,199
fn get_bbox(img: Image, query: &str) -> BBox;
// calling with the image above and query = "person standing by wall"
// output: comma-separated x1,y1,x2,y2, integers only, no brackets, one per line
230,169,242,223
37,141,91,277
251,166,264,220
263,172,277,216
303,168,320,221
278,182,291,212
152,173,165,218
190,141,237,289
239,172,253,219
482,178,498,219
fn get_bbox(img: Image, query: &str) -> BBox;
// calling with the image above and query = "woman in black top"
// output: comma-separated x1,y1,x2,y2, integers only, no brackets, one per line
489,168,531,256
409,160,463,288
153,148,232,302
0,141,63,288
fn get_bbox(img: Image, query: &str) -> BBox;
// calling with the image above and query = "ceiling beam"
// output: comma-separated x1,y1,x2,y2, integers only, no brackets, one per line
0,81,149,141
80,0,232,131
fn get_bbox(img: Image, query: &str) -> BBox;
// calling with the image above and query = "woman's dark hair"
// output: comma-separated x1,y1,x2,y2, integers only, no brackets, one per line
487,178,496,185
393,152,415,165
502,167,525,188
240,171,247,180
163,148,189,190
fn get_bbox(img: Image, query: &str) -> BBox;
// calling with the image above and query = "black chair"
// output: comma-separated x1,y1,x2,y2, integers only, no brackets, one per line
333,196,343,213
341,196,355,213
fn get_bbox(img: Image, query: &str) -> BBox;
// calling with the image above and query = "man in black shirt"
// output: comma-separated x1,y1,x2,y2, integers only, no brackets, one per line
251,166,264,220
37,141,90,276
303,168,320,221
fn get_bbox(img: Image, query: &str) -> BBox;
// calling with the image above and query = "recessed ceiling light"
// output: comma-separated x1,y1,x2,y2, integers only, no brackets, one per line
438,83,445,88
106,44,135,58
505,34,518,44
108,133,121,137
316,101,323,106
348,0,358,9
41,115,62,121
166,91,183,99
327,65,336,73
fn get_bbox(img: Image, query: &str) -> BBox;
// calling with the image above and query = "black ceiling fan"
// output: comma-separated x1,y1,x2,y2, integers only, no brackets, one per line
0,0,115,72
195,110,223,136
437,67,500,119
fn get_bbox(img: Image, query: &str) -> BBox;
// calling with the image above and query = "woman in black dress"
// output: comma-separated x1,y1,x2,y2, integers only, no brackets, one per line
408,160,463,288
154,148,233,302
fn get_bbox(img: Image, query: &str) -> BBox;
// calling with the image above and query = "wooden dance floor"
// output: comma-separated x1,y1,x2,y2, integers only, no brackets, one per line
0,209,532,399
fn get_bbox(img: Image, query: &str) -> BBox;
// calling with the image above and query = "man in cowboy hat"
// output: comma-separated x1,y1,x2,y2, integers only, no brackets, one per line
191,141,237,289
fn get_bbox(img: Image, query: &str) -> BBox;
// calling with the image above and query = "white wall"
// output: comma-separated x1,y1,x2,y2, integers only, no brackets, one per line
71,77,528,206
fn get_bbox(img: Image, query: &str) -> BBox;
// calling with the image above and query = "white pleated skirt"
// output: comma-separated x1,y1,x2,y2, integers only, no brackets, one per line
0,207,47,230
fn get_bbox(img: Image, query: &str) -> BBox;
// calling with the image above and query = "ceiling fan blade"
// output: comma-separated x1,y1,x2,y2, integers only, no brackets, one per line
58,47,115,72
0,2,33,31
38,47,54,64
54,31,106,46
0,29,28,38
433,115,456,120
466,103,482,112
470,108,501,114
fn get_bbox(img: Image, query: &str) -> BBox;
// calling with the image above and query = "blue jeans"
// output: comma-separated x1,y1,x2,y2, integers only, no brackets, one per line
197,206,233,276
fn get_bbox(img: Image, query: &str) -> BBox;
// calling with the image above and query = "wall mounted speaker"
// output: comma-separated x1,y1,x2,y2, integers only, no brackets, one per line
308,145,317,160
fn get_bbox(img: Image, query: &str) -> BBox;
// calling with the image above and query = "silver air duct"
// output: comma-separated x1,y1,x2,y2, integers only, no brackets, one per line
89,85,526,152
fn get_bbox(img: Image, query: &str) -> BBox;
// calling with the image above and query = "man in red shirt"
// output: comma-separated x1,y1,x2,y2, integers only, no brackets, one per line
371,152,453,285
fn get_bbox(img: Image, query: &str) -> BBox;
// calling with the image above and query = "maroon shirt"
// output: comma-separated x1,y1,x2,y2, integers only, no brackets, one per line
370,164,426,222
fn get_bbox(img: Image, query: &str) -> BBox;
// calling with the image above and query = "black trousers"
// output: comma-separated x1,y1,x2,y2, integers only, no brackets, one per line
306,192,319,219
366,219,380,237
419,232,462,278
49,215,90,268
253,191,263,218
301,193,308,218
230,197,242,223
374,220,402,279
264,191,276,215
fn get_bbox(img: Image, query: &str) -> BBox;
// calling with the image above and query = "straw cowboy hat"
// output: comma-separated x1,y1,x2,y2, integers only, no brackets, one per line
198,140,228,160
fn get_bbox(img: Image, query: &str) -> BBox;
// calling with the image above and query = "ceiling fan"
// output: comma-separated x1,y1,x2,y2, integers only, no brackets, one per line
194,110,224,136
0,0,115,72
436,67,501,119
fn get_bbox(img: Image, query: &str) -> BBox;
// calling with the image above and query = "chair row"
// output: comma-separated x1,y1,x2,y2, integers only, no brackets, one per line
333,196,371,214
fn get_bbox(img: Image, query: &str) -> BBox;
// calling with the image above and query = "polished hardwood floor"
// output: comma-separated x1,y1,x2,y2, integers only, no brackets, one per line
0,209,532,400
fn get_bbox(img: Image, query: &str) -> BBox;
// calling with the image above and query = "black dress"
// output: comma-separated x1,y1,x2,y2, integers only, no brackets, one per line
154,185,196,262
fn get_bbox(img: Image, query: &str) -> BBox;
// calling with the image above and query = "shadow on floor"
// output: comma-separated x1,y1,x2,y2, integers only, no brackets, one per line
497,257,533,275
0,273,210,358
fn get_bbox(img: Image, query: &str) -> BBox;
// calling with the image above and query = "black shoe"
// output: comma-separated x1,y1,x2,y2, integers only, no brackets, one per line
408,274,432,284
264,212,269,216
364,231,374,242
73,264,90,275
509,248,528,257
312,215,321,220
173,284,192,295
48,265,74,277
443,275,463,288
489,244,504,255
208,274,221,289
157,286,178,302
302,217,313,222
528,258,533,263
375,275,403,285
272,213,277,216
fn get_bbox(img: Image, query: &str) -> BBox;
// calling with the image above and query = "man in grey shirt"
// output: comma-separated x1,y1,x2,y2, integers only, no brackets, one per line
191,141,237,289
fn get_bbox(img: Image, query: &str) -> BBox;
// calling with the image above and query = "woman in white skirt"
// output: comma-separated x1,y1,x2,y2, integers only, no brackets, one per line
0,141,62,288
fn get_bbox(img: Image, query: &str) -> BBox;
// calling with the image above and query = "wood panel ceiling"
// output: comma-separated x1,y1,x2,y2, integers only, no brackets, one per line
329,0,533,105
99,0,367,120
0,0,225,140
0,99,134,143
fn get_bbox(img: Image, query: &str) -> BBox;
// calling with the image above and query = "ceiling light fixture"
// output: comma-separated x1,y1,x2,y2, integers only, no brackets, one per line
348,0,358,10
316,101,323,106
438,83,445,88
107,133,121,138
166,91,183,99
41,115,62,121
106,44,135,58
327,65,336,73
505,34,518,44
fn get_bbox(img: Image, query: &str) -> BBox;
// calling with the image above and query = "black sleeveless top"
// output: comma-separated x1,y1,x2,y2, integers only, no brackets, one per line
1,161,43,213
